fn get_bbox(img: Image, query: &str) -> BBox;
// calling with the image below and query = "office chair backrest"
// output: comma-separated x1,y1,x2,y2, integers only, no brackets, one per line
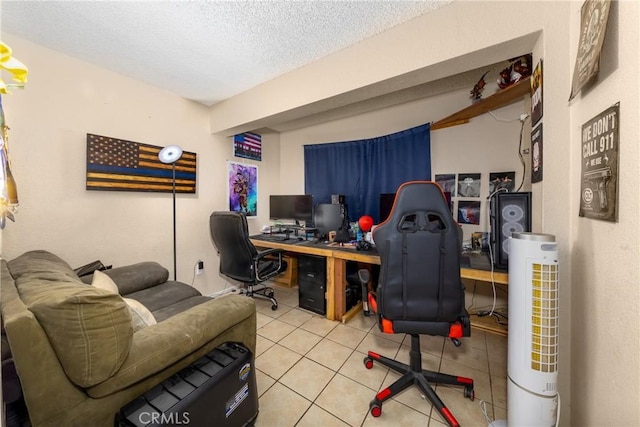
209,211,258,282
372,181,464,323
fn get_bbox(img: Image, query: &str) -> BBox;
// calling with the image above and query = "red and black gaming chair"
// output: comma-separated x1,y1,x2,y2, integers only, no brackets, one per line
363,181,474,427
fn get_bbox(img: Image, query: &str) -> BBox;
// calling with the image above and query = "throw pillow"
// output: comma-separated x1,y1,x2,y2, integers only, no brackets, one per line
92,270,156,331
91,270,119,294
123,298,157,332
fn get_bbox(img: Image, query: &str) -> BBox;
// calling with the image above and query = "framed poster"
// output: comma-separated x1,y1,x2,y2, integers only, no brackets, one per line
457,201,481,225
435,173,456,196
489,172,515,196
227,161,258,217
234,132,262,161
531,59,543,126
531,124,543,183
457,173,481,197
579,103,619,222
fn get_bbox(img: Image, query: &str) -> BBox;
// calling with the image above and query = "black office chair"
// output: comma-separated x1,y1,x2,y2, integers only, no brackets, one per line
209,211,286,310
362,181,474,427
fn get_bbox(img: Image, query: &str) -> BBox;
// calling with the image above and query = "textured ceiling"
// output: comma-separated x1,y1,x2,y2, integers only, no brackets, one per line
1,1,452,106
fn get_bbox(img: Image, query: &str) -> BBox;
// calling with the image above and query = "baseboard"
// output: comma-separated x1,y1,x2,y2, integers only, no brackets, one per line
208,285,240,298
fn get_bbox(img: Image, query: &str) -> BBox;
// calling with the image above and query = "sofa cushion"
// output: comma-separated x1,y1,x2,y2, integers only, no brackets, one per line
125,281,201,312
151,296,212,322
22,280,133,388
90,262,170,295
7,250,80,283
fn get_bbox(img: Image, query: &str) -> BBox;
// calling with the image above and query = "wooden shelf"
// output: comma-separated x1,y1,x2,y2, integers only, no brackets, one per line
432,77,531,130
471,314,508,336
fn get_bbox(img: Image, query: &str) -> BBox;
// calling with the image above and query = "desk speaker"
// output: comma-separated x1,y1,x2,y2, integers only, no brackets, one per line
490,192,532,269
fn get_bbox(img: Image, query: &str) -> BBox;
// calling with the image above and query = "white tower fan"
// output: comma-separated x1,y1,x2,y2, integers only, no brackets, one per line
507,232,559,426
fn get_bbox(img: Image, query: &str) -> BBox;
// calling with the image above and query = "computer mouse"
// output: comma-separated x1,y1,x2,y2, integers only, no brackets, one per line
297,237,304,241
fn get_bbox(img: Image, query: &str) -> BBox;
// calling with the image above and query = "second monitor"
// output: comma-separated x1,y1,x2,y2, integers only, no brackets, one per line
314,203,344,239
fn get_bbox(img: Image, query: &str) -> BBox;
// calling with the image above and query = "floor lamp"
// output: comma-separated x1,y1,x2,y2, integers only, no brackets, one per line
158,144,183,281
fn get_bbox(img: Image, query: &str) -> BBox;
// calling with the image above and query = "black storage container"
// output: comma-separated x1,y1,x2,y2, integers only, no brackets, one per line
298,255,326,315
116,342,258,427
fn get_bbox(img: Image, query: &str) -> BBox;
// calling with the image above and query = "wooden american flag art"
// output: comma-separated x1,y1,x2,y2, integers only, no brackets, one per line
86,134,197,193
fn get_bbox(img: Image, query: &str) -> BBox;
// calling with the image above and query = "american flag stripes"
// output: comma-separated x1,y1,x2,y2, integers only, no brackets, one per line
86,134,197,193
233,132,262,161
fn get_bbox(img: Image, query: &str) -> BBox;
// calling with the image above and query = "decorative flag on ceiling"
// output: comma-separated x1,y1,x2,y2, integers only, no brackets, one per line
86,134,197,193
234,132,262,161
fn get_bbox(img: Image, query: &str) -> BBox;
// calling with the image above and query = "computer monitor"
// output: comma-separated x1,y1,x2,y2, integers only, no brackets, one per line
379,193,396,223
314,203,344,237
269,195,313,223
379,191,452,223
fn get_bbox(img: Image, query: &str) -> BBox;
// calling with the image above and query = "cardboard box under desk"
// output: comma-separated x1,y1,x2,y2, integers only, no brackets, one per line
270,254,298,287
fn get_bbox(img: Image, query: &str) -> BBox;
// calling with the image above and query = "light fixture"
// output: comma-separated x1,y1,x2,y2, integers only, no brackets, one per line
158,144,183,281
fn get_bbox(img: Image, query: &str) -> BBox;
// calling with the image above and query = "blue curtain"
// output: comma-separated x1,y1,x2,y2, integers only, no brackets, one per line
304,123,431,223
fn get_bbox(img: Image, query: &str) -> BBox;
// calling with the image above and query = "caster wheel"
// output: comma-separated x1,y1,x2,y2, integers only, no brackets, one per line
267,290,275,298
271,304,278,311
363,357,374,369
369,401,382,418
464,387,475,401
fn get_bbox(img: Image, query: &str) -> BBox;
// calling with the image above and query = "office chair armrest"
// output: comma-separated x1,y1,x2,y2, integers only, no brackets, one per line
255,248,285,260
254,249,285,282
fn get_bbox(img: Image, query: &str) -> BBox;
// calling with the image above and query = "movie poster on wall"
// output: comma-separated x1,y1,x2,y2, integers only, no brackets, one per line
531,59,543,126
531,124,543,183
227,161,258,217
435,174,456,196
579,103,619,222
458,201,481,225
457,173,481,197
489,172,515,196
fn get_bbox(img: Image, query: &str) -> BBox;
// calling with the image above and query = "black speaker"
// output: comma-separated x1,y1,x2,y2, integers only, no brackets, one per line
490,192,532,269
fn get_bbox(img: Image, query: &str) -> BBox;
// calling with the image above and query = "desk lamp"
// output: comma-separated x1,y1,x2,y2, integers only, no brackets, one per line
158,144,183,281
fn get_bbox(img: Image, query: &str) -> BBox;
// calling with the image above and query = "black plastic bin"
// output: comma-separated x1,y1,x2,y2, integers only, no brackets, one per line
116,342,258,427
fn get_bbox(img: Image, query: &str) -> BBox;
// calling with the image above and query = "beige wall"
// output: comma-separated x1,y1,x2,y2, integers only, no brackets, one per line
248,1,639,425
1,0,639,425
568,0,640,425
0,35,282,296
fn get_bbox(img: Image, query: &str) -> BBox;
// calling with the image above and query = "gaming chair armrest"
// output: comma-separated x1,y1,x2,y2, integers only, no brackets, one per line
254,248,285,281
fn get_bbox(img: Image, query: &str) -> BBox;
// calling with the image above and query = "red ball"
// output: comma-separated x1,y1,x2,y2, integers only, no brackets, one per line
358,215,374,232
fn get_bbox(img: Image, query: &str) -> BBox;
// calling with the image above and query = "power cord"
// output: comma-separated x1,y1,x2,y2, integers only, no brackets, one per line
516,114,529,192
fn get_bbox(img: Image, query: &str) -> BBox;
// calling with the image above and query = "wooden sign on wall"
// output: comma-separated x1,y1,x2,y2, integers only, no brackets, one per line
86,133,197,193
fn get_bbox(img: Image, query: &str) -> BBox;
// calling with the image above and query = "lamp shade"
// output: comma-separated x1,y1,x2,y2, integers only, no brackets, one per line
158,145,183,164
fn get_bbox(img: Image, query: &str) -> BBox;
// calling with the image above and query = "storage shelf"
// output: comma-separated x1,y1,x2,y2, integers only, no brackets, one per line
432,77,531,130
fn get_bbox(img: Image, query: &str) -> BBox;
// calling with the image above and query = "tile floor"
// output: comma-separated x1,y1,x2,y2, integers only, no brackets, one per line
251,284,507,427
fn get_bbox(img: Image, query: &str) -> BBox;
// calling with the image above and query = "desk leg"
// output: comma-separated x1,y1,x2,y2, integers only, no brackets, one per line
326,257,346,321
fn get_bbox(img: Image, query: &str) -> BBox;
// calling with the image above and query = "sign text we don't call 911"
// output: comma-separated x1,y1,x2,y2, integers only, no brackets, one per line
579,103,619,222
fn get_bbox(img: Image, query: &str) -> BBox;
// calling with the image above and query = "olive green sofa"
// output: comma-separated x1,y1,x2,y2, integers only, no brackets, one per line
1,250,256,427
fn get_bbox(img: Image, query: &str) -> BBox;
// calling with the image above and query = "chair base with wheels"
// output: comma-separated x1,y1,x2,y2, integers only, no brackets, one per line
364,334,474,427
239,282,278,311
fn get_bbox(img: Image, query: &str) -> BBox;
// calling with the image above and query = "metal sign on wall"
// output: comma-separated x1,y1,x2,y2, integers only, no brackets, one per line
579,103,619,222
569,0,612,100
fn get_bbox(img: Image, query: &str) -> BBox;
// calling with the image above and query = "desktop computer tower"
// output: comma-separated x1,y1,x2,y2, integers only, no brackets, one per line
298,255,326,315
490,192,532,269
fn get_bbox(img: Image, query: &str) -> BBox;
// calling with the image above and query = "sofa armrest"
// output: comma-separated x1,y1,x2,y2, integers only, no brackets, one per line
87,294,256,398
82,262,170,294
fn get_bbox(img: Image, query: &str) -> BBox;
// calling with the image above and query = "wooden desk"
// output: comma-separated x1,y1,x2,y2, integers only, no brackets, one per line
250,236,508,334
